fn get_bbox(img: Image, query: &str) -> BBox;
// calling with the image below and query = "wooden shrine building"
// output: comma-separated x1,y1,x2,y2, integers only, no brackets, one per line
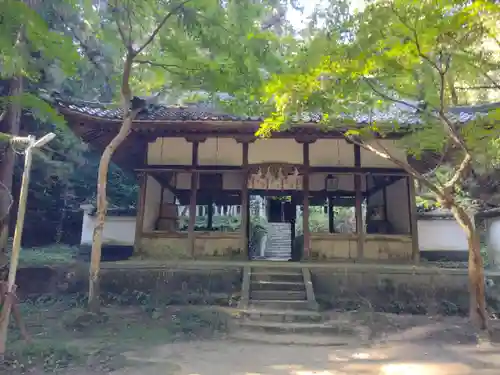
57,100,425,263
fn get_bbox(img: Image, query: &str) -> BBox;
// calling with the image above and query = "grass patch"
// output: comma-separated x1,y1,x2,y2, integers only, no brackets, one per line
3,298,231,374
5,244,78,266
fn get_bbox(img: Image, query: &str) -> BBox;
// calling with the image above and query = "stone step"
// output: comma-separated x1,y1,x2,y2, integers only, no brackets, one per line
250,290,306,301
251,272,303,283
265,244,291,248
264,254,291,258
262,258,291,261
249,300,312,310
251,267,302,275
229,331,358,346
241,308,322,323
268,223,291,228
251,280,305,291
237,320,357,335
264,252,291,257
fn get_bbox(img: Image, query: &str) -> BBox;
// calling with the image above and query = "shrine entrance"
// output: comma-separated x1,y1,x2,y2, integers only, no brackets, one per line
249,195,297,261
246,164,304,261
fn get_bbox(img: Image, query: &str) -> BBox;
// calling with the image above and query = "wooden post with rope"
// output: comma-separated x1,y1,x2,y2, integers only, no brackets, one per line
0,133,56,356
0,277,30,344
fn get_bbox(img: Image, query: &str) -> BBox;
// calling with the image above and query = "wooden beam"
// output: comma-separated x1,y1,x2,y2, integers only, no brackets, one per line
302,142,311,260
136,165,408,175
134,172,147,255
407,176,420,264
187,141,199,257
354,145,364,259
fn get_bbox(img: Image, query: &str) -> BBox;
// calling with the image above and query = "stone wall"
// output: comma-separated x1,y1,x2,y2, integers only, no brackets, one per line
13,263,499,316
98,267,242,305
13,265,242,307
139,232,243,259
311,234,412,260
312,267,470,315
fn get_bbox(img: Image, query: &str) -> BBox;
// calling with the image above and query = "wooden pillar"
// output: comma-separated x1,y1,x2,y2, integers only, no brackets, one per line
240,142,249,257
354,145,364,259
302,142,311,260
207,197,213,230
382,184,388,222
134,172,147,255
328,197,334,233
187,141,199,257
407,176,420,264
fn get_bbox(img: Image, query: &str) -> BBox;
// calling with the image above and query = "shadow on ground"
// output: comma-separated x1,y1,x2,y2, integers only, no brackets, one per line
2,300,500,375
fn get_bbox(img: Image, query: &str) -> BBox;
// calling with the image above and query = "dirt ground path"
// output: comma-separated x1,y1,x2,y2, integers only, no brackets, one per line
109,338,500,375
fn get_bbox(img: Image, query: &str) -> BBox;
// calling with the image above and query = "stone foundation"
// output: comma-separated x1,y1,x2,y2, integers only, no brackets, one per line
97,267,242,306
139,232,243,259
312,268,470,315
311,234,412,260
13,262,500,316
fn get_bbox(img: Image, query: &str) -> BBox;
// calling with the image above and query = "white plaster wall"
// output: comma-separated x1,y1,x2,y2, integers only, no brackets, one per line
148,138,192,165
143,176,162,231
360,140,407,168
385,178,410,234
418,219,468,251
80,214,136,246
79,213,471,252
310,139,355,166
249,139,303,164
486,217,500,266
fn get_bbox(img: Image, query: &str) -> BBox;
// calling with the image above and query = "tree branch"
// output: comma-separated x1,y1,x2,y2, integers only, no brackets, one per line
134,59,201,73
455,85,500,90
121,54,134,115
436,65,468,153
126,0,133,47
443,152,472,190
362,78,425,112
134,0,193,57
53,10,112,89
346,133,446,200
114,15,130,51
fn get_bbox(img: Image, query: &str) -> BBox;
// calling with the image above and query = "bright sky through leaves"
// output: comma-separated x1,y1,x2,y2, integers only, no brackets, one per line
287,0,366,30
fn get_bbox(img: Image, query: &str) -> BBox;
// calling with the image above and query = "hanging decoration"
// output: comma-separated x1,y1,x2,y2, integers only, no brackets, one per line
248,164,303,190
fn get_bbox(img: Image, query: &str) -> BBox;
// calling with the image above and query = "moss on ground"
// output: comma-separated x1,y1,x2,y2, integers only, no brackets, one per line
2,298,231,374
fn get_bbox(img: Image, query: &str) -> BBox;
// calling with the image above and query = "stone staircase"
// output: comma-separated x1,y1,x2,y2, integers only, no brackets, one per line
264,223,292,260
231,266,360,345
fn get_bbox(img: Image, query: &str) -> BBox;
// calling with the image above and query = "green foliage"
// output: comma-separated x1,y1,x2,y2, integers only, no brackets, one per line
236,0,500,213
0,0,80,125
252,0,500,156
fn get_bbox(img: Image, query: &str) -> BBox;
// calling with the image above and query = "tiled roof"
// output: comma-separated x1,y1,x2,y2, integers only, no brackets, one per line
54,98,500,125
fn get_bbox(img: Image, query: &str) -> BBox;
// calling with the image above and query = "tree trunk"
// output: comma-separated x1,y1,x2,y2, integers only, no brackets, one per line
54,184,68,244
0,77,23,255
88,115,135,313
450,203,489,332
